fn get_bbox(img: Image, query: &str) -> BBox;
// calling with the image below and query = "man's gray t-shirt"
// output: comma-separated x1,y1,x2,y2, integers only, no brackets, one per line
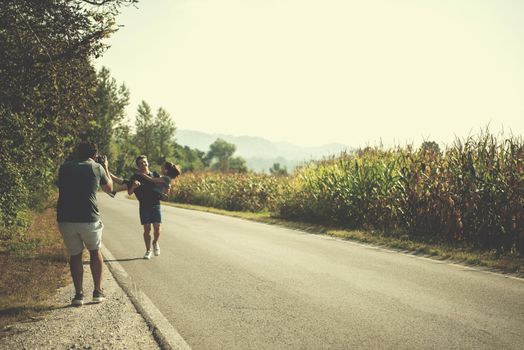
57,160,108,222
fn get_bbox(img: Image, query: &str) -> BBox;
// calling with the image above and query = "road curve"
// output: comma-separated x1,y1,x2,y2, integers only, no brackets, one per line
99,195,524,350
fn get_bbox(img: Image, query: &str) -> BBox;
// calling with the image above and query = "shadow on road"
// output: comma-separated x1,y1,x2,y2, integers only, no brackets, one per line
104,258,143,262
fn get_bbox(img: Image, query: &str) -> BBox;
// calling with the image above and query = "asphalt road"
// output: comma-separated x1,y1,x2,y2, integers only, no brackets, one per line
99,195,524,350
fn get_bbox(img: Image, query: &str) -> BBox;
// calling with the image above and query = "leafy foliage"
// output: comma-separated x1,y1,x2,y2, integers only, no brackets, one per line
134,100,156,159
205,138,247,173
83,66,130,156
173,143,206,172
154,107,176,164
0,0,136,231
269,163,288,176
111,119,140,175
130,101,178,169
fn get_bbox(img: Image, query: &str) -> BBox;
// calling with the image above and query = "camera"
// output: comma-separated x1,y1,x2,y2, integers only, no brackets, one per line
95,155,106,165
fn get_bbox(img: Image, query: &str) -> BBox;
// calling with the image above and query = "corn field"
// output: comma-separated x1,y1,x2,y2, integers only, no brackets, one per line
170,131,524,254
170,172,282,212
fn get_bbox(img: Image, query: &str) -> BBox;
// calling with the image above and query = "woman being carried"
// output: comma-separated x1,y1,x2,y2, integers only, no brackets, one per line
110,161,180,200
138,161,181,200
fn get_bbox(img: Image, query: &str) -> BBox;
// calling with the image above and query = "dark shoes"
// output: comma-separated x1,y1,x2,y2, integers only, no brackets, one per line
71,290,105,306
71,293,84,307
92,289,106,303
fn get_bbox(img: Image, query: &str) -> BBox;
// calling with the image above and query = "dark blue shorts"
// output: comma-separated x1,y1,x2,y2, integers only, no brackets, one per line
139,205,162,225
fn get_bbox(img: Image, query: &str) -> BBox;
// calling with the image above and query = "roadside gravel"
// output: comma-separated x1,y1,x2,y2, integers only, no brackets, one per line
0,256,160,350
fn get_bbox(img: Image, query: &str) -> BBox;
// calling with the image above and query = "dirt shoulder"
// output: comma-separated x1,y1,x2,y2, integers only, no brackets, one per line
0,201,160,349
0,257,160,349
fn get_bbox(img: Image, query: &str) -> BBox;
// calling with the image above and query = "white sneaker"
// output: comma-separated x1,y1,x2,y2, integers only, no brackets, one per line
153,242,160,256
144,250,152,259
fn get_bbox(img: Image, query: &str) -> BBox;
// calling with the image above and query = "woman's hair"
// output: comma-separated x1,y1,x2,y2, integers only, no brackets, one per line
164,161,181,178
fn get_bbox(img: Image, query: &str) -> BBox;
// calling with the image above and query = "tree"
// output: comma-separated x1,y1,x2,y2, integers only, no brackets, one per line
0,0,136,228
173,144,206,172
84,67,130,156
206,138,236,172
269,163,288,176
153,107,176,164
420,141,441,155
134,101,156,157
229,157,248,173
205,138,247,172
112,119,140,175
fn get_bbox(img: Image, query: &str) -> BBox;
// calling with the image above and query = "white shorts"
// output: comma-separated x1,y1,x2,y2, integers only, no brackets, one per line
58,221,104,256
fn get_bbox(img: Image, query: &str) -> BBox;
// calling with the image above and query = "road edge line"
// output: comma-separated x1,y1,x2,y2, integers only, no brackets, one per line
101,244,192,350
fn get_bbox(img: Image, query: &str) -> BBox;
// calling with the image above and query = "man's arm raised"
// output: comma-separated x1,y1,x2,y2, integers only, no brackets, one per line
99,156,113,194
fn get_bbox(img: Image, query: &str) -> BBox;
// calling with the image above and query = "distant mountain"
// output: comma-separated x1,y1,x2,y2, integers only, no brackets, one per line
176,129,351,172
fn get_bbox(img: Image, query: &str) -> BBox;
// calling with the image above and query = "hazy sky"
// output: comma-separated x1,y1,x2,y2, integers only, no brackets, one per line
96,0,524,148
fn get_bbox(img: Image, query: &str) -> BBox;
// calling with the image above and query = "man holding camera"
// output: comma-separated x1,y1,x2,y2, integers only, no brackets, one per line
57,142,113,306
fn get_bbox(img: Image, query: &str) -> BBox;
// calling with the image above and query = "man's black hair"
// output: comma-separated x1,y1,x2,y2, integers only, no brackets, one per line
77,142,97,160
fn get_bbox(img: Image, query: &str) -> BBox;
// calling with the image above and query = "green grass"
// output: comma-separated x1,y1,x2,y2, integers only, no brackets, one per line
164,201,524,277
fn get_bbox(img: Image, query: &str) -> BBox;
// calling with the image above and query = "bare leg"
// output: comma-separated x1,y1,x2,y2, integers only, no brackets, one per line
89,249,103,292
70,252,83,295
143,224,152,251
152,223,161,245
